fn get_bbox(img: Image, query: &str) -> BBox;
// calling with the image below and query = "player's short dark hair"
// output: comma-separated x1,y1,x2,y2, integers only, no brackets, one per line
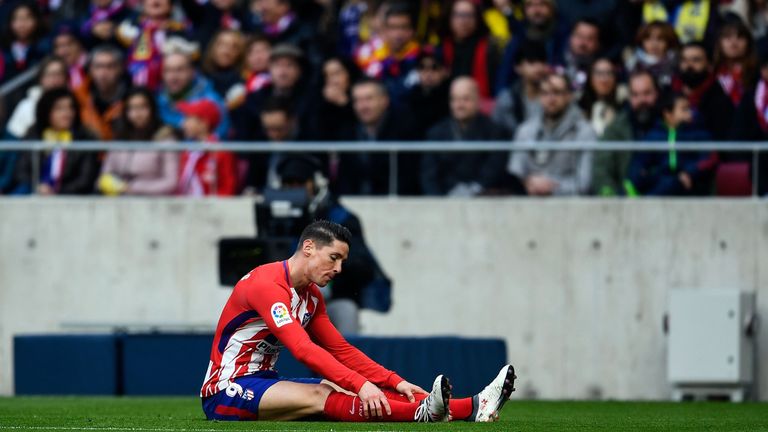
298,220,352,249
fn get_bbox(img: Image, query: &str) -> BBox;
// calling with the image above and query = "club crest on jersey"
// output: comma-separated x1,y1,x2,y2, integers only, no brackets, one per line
301,312,312,326
271,302,293,327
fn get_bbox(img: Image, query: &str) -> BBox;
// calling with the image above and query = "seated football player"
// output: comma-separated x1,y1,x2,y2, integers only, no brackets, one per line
201,220,516,422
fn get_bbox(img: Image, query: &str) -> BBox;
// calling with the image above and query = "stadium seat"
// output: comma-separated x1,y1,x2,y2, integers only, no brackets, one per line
715,162,752,196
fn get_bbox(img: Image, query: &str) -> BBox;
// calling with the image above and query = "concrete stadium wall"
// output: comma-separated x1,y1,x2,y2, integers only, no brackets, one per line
1,198,766,400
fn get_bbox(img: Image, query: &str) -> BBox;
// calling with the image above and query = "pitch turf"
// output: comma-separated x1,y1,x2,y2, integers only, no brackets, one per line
1,397,767,432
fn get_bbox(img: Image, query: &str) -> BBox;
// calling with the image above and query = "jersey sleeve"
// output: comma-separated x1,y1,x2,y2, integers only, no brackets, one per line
307,295,404,390
244,280,369,393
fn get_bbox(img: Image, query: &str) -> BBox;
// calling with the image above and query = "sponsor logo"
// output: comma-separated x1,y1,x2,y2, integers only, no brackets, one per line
271,302,293,328
255,339,281,354
349,397,356,415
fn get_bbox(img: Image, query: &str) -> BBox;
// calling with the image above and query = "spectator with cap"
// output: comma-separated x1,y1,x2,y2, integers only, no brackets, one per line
115,0,191,91
232,43,311,141
438,0,501,100
74,44,127,140
421,76,510,196
275,154,393,333
592,70,661,196
406,50,451,138
176,98,238,196
496,0,569,94
157,50,230,140
335,78,419,195
354,1,421,101
509,72,596,196
492,41,548,137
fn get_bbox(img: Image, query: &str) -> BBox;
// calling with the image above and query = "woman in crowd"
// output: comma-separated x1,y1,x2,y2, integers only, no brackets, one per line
626,20,680,88
5,56,69,139
0,1,49,85
243,35,273,94
96,87,179,196
578,58,626,137
202,29,247,111
313,56,359,140
714,16,757,109
14,88,99,195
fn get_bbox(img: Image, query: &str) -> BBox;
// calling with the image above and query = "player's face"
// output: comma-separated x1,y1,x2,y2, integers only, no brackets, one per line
307,240,349,287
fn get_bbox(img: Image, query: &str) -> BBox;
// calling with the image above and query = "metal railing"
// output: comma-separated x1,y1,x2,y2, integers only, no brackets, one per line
1,140,765,197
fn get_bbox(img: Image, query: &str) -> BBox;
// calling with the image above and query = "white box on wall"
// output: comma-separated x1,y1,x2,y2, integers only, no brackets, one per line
668,289,756,385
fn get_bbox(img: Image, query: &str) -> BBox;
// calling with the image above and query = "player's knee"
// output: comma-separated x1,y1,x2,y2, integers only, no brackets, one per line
310,383,335,412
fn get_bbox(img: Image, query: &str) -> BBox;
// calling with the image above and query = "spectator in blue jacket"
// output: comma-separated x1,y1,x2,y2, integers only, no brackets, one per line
626,91,713,196
156,51,230,140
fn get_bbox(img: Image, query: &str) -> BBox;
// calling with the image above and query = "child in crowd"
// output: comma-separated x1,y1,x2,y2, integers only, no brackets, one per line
176,99,238,196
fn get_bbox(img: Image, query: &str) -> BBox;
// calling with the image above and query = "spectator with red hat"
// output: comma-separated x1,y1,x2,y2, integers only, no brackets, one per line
176,98,238,196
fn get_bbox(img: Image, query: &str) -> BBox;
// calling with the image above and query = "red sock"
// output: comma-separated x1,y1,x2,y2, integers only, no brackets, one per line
380,389,428,403
449,397,473,420
375,390,473,421
323,391,422,422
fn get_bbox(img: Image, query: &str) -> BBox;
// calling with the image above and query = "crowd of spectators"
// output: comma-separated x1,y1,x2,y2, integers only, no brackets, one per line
1,0,767,197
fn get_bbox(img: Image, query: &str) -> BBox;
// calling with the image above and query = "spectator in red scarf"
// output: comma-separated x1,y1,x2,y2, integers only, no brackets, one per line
438,0,501,100
713,15,757,108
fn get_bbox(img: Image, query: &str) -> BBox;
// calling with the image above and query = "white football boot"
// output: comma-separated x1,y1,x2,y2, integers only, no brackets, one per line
470,364,517,422
414,374,451,422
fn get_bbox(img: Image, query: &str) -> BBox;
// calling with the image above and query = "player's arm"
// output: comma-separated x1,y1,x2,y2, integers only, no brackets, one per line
245,281,368,394
308,297,426,400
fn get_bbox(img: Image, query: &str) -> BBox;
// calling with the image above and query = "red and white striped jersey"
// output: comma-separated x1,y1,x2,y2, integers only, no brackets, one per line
201,260,403,398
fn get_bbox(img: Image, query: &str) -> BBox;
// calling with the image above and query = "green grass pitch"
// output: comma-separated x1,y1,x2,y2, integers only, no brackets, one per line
1,397,767,431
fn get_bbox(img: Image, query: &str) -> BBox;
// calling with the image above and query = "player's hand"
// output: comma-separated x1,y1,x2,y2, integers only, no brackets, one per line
358,381,391,419
394,380,428,402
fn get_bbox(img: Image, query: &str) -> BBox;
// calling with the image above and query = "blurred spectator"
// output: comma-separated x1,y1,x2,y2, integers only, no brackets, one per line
483,0,521,47
233,44,310,141
406,50,451,138
176,98,238,196
496,0,568,93
626,21,680,88
509,72,596,196
562,18,602,93
274,155,393,333
438,0,501,99
314,57,359,140
116,0,191,90
335,78,418,195
157,51,230,139
181,0,254,51
492,41,547,137
626,92,712,196
578,58,626,137
80,0,131,49
202,29,247,111
250,0,319,67
337,0,379,58
593,70,661,196
14,88,99,195
74,44,127,140
53,25,88,90
354,1,421,101
97,87,179,196
243,96,307,193
674,41,732,140
243,35,273,94
714,16,757,109
421,76,509,196
0,1,49,85
5,56,69,139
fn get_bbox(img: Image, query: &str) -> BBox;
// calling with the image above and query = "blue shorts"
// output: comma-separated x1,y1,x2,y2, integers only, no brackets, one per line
202,371,323,420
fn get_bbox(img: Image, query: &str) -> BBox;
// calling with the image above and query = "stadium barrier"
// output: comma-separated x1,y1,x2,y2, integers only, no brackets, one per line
13,334,506,396
0,140,766,196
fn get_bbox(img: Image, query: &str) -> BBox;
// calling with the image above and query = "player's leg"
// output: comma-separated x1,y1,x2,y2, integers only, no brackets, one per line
380,389,474,420
258,380,337,420
323,375,451,422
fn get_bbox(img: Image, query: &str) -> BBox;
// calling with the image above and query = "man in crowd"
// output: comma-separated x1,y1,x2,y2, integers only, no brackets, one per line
509,71,596,196
422,77,509,196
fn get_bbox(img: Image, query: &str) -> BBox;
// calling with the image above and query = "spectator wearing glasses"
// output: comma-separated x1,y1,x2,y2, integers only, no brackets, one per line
578,58,626,138
509,72,596,196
